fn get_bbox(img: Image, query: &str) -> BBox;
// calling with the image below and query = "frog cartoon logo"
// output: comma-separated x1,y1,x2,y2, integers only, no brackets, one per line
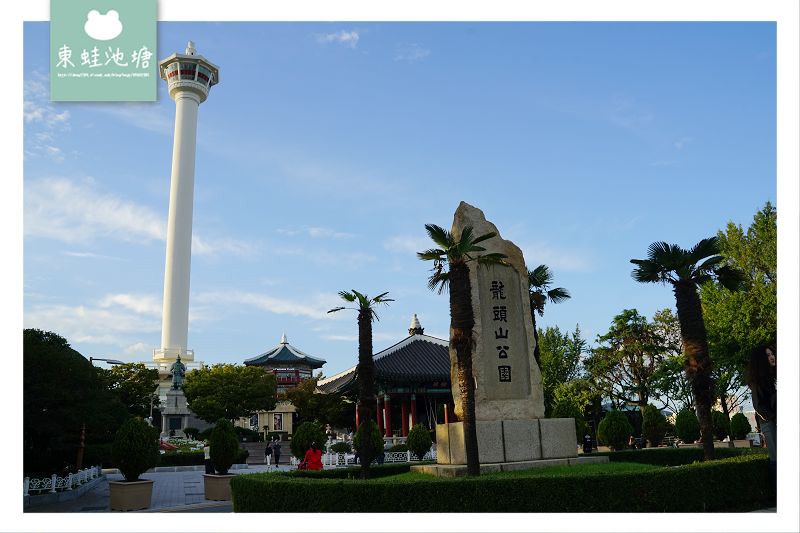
84,9,123,41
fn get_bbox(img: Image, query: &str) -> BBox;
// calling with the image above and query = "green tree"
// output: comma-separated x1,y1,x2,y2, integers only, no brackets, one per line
23,329,128,475
183,364,277,422
538,324,586,416
209,419,240,475
702,202,777,424
328,289,393,478
112,417,159,481
290,421,327,460
550,386,588,443
729,413,752,440
96,363,161,419
585,309,666,412
527,264,571,367
418,223,507,477
406,423,433,460
631,237,743,460
597,410,633,451
641,404,667,448
675,408,701,443
283,376,353,429
649,308,695,413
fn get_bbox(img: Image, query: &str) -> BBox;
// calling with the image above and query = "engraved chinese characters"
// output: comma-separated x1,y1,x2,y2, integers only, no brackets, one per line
478,264,531,399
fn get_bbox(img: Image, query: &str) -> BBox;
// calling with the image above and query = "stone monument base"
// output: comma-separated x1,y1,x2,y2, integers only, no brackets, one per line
161,388,191,438
411,455,608,477
436,418,577,465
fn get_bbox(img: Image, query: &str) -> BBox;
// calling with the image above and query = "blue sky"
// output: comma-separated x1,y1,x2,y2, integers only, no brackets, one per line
23,22,776,377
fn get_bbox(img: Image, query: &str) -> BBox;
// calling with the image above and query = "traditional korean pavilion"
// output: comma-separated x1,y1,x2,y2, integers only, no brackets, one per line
318,315,457,438
244,333,326,395
240,334,326,436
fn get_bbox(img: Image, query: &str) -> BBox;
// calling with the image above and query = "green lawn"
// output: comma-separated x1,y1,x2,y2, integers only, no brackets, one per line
384,461,657,482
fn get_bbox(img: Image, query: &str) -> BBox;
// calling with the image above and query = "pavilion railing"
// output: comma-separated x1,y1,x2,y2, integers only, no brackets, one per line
24,466,102,496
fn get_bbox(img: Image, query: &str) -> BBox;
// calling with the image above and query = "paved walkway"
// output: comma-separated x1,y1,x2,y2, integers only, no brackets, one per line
26,464,291,513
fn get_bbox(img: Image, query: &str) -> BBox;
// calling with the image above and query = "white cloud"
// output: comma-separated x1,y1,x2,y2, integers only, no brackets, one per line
194,290,342,320
673,136,693,150
63,250,123,260
394,43,431,63
24,73,72,161
273,246,376,269
124,341,151,355
24,304,161,345
520,242,592,272
315,30,360,48
321,332,397,342
87,103,173,135
24,177,256,256
277,226,354,240
99,293,162,315
383,235,430,255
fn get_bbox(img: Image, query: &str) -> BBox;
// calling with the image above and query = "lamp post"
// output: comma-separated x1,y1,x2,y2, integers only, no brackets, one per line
89,357,124,366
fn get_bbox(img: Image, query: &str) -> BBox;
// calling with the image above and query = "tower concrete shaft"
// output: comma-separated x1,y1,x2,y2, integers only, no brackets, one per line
154,42,219,362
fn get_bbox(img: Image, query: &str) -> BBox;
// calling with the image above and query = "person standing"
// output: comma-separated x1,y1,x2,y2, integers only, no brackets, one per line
203,440,213,474
746,343,777,493
264,439,273,467
272,438,282,468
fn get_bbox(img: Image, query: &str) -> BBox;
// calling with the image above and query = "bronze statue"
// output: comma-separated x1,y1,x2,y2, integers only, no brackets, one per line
169,354,186,390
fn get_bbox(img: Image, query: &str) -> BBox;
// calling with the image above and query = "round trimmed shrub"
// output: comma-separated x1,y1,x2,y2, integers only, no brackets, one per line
389,443,409,452
551,396,588,444
183,427,199,440
597,410,632,451
641,405,667,447
675,408,701,443
330,441,352,454
406,423,433,460
112,417,159,481
290,421,326,460
353,420,383,466
712,410,730,441
209,419,240,474
730,413,752,440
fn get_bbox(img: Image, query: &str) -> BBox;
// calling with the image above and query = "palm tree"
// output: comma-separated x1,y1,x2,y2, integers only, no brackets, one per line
527,264,571,367
328,289,393,478
630,237,742,460
418,224,507,476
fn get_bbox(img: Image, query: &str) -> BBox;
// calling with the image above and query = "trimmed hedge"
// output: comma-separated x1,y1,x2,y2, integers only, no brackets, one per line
730,413,752,440
284,462,413,479
231,454,773,512
595,446,766,466
158,448,249,467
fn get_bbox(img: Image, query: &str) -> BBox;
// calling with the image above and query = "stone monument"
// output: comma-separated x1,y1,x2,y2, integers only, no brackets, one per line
415,202,605,476
161,355,191,437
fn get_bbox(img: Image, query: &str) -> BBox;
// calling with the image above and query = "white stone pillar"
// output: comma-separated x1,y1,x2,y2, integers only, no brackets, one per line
160,92,199,356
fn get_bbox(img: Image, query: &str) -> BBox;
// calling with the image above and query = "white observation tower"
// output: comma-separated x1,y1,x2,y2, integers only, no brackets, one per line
153,42,220,363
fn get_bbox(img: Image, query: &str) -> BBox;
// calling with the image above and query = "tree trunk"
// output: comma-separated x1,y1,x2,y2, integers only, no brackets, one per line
357,309,376,479
531,308,541,369
673,281,715,460
449,260,480,476
719,390,731,433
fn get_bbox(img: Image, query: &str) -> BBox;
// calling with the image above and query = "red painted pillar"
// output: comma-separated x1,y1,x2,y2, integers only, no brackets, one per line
401,400,409,437
384,395,392,437
410,394,417,427
355,406,360,430
444,402,450,424
376,397,383,434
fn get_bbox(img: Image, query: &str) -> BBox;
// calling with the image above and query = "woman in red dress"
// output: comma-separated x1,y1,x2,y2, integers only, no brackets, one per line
304,442,324,471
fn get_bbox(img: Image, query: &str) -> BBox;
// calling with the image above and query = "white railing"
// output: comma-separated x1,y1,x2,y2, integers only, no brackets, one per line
24,466,101,496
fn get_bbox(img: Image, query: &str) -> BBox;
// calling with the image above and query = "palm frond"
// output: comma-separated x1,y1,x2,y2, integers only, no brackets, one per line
475,252,508,266
327,306,346,314
470,231,497,246
417,248,446,262
459,226,475,249
630,258,667,284
688,236,720,264
646,241,686,272
528,264,553,289
424,224,453,249
338,290,356,303
696,255,725,272
547,287,571,304
372,292,394,305
427,269,450,295
715,265,745,291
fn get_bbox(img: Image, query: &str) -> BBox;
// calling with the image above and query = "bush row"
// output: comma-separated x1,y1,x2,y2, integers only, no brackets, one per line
283,462,413,479
231,454,773,513
595,446,766,466
158,448,249,467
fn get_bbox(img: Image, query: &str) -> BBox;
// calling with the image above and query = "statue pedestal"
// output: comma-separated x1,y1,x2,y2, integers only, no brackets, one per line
161,388,191,438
